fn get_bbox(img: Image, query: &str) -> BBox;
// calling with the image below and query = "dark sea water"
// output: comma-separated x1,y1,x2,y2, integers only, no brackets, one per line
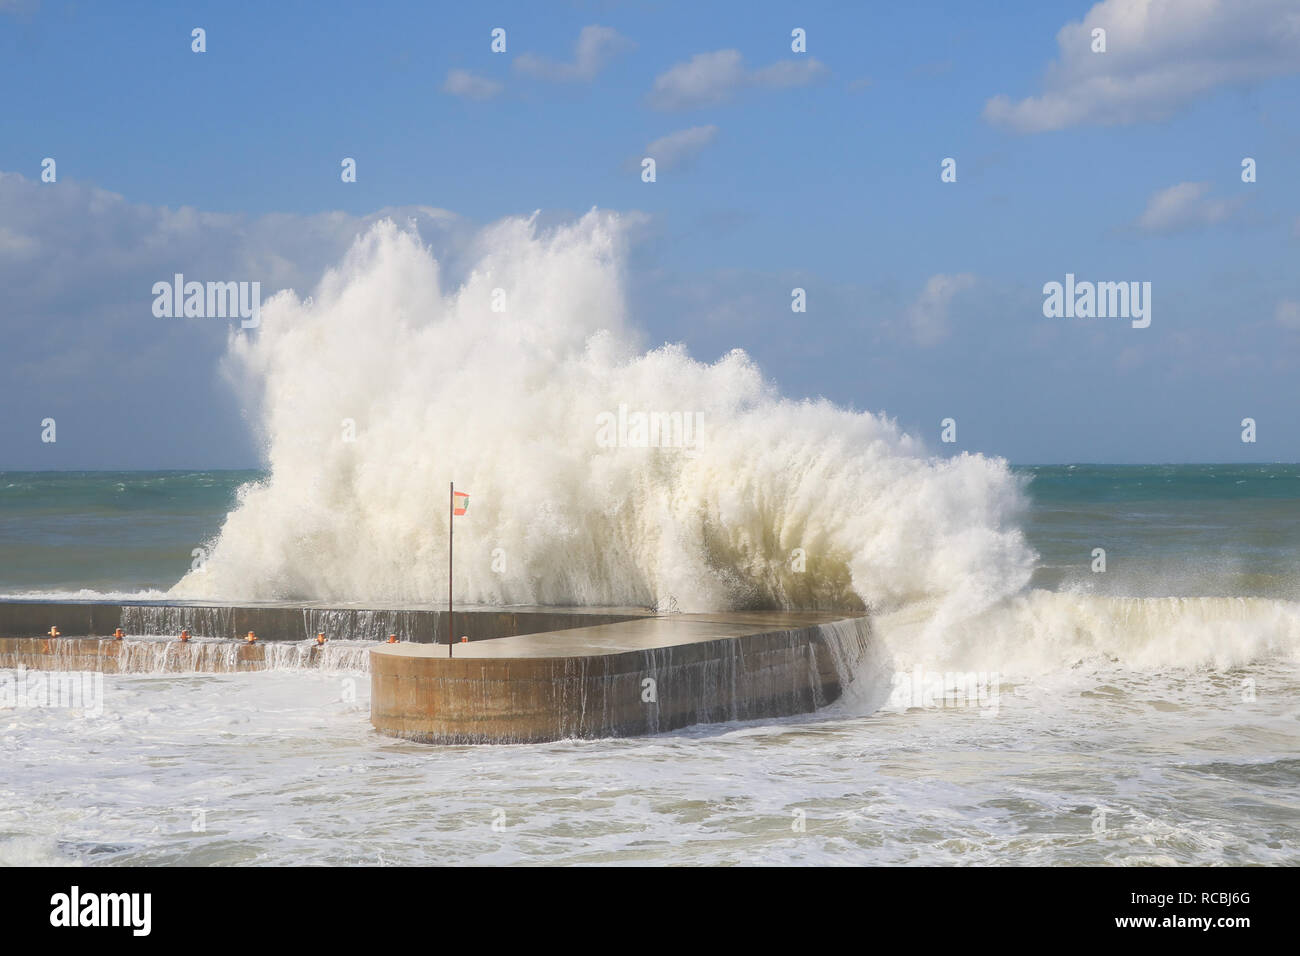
0,470,259,595
1024,464,1300,601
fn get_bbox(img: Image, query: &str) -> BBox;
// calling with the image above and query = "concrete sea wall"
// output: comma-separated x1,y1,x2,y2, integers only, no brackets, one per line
0,635,355,673
0,600,649,643
370,613,872,744
0,601,872,742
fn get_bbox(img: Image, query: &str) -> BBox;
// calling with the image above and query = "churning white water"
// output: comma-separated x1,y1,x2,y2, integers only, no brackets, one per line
2,660,1296,866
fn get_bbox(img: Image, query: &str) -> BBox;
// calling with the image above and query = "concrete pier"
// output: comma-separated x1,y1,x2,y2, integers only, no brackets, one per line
370,611,872,744
0,600,872,743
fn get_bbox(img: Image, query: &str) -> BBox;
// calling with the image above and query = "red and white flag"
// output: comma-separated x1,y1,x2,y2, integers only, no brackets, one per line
453,491,469,516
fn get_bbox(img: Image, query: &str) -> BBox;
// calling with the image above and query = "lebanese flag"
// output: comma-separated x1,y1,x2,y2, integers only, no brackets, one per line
453,491,469,516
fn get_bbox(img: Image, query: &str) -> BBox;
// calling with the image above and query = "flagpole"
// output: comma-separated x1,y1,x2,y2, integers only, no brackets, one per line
448,480,454,658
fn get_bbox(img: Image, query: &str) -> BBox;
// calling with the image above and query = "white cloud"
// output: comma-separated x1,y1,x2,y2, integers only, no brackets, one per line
0,224,38,259
638,126,719,171
908,273,977,346
515,25,633,82
750,59,828,89
441,69,504,101
647,49,827,110
649,50,745,109
1135,181,1243,233
984,0,1300,132
0,171,468,315
1277,300,1300,330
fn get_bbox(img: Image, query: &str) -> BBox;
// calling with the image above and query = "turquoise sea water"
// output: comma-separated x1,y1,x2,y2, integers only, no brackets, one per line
0,471,258,595
1024,464,1300,601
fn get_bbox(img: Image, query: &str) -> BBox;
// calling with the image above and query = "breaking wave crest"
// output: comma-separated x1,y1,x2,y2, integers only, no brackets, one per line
171,213,1034,618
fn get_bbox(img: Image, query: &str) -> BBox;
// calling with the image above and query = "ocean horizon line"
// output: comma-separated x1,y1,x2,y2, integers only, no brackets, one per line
3,461,1299,475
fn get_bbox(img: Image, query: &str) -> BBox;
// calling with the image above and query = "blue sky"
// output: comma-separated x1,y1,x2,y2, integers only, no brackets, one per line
2,0,1299,467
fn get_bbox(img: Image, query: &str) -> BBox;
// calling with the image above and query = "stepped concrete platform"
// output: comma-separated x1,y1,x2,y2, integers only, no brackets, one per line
0,635,364,673
0,599,650,644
